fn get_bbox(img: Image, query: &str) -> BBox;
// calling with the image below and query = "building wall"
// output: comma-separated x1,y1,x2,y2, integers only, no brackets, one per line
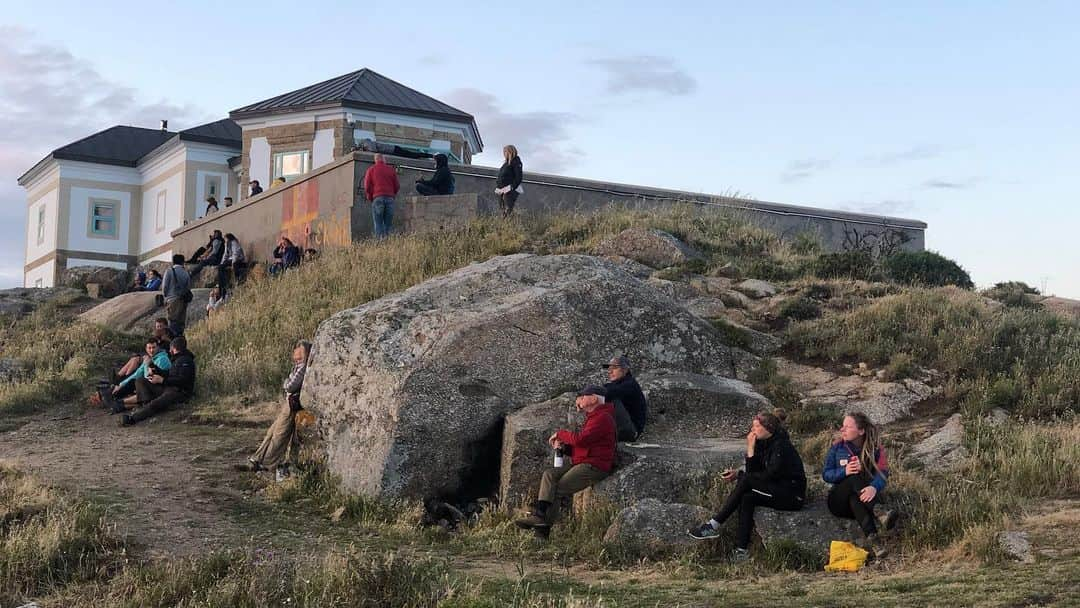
66,185,134,255
139,171,184,258
25,260,56,288
25,187,59,271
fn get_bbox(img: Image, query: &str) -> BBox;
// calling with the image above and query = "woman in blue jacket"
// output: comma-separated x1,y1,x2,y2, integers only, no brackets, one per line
106,338,172,411
823,412,897,558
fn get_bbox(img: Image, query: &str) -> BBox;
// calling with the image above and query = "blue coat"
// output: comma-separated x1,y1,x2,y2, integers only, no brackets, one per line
822,440,889,492
119,350,172,388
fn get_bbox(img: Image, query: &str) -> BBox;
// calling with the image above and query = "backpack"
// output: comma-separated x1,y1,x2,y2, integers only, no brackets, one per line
169,267,194,303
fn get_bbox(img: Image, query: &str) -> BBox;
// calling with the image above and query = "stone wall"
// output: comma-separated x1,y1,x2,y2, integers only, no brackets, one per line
240,118,351,199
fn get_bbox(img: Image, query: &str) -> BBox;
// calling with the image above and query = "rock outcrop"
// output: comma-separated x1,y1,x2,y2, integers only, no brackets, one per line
79,289,212,335
998,531,1035,563
59,266,130,298
733,279,778,299
754,501,862,561
909,413,968,470
0,287,87,318
500,394,580,507
603,498,709,551
304,254,757,499
594,228,704,269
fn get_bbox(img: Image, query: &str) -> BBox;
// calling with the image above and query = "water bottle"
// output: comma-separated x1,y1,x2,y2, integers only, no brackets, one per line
553,445,568,467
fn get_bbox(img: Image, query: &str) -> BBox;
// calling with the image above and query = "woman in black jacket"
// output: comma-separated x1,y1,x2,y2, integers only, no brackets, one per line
495,144,523,217
687,409,806,561
415,153,454,195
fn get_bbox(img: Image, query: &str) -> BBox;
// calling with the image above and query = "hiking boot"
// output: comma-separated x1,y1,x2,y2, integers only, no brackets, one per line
109,399,127,415
865,534,889,559
877,509,898,532
687,522,722,540
514,513,549,530
119,414,135,427
232,459,262,472
732,547,750,563
533,526,551,541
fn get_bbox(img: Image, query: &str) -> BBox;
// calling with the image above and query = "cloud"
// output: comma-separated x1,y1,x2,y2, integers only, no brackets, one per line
416,54,446,67
839,199,915,216
922,177,981,190
0,27,209,288
861,144,943,166
443,88,583,173
586,55,697,96
780,158,830,183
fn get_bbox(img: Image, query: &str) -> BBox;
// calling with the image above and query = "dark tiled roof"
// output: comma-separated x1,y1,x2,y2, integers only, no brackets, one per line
50,125,176,167
180,118,241,147
230,68,474,122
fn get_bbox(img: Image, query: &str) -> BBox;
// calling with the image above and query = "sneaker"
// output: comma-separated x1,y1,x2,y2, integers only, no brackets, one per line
109,399,127,415
687,522,722,540
514,513,549,530
119,414,135,427
868,534,889,559
877,509,898,532
732,547,750,563
232,459,262,472
533,526,551,540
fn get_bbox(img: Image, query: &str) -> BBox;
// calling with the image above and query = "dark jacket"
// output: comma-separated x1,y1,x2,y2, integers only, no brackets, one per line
823,440,890,492
162,349,196,394
746,429,807,497
250,185,263,196
604,373,648,434
555,402,617,472
273,244,301,268
204,236,225,265
496,156,523,190
418,156,454,195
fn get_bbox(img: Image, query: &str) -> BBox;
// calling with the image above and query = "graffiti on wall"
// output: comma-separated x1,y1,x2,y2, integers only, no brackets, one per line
280,178,351,250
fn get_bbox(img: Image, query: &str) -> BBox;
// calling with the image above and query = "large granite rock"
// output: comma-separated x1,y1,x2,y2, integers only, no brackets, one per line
500,394,580,508
0,358,29,383
594,228,704,269
79,289,212,335
0,287,87,318
640,372,769,438
304,254,757,499
734,279,778,299
909,413,967,471
754,500,862,562
59,265,130,298
603,498,709,552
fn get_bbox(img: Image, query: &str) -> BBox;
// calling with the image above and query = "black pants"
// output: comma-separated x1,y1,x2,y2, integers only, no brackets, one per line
499,190,519,217
712,473,804,549
415,183,439,196
216,264,231,292
132,378,188,423
828,474,879,535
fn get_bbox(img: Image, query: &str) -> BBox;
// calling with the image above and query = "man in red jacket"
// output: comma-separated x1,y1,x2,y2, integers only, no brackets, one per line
515,385,616,537
363,153,400,238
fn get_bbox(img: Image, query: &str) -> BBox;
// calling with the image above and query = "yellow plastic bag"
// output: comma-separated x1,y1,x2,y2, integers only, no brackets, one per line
824,540,869,572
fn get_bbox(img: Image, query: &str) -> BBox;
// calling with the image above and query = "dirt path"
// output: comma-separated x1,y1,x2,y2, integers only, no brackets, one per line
0,403,267,558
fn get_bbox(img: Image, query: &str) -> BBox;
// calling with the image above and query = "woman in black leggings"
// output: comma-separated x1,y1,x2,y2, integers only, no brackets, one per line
823,412,897,557
687,409,806,561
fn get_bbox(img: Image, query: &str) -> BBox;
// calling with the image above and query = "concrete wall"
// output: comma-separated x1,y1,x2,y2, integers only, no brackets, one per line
355,152,927,253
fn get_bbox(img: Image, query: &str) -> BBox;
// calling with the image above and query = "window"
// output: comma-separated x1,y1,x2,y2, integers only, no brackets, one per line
155,191,167,232
273,151,311,181
88,199,118,238
36,206,45,245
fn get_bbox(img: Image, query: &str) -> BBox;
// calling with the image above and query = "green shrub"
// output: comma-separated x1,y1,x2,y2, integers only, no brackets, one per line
983,281,1040,308
789,232,823,256
811,251,878,281
710,318,754,351
881,352,918,381
883,251,974,289
777,296,821,321
785,402,841,435
747,358,801,412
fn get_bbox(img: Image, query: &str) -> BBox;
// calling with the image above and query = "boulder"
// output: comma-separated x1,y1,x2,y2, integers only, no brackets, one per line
709,262,742,280
603,498,710,551
998,531,1035,563
645,277,700,301
0,287,87,318
712,320,782,356
304,254,757,499
687,276,732,296
576,439,746,511
909,413,967,470
0,358,29,383
500,394,581,508
640,372,769,438
59,265,130,298
187,265,220,289
599,256,655,279
79,289,212,335
754,500,862,562
734,279,778,299
684,297,727,319
718,289,754,310
594,228,704,269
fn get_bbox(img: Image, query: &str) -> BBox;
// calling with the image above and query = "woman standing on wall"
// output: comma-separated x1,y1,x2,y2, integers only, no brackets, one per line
495,145,523,218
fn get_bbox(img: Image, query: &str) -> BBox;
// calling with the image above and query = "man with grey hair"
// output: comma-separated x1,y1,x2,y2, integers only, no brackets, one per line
363,152,400,238
603,355,648,441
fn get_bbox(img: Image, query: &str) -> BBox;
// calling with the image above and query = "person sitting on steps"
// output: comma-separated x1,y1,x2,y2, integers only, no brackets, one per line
120,336,196,426
688,409,806,562
823,412,897,558
602,355,647,441
515,385,616,540
235,341,312,481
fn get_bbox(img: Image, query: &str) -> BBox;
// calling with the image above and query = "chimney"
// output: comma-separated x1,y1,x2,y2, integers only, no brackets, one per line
160,119,168,131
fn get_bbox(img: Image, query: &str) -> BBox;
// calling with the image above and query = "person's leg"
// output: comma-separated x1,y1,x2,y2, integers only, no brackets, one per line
371,198,385,237
234,262,247,285
217,264,231,293
383,197,394,235
827,478,858,521
536,465,570,507
166,299,185,336
543,464,609,525
415,183,437,196
118,356,141,378
710,472,753,525
128,388,187,424
133,377,164,406
250,396,298,468
175,302,188,336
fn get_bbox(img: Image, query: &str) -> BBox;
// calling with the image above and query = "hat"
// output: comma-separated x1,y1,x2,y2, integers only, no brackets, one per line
602,355,632,370
576,385,607,397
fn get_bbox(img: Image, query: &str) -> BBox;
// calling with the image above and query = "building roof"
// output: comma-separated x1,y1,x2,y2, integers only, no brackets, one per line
230,68,476,125
18,119,242,185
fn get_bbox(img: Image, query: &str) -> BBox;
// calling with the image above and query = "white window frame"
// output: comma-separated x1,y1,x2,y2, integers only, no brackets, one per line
34,278,43,288
273,150,311,182
155,191,167,233
87,198,119,239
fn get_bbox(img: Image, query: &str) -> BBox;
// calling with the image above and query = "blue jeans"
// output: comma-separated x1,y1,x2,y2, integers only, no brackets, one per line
372,196,394,238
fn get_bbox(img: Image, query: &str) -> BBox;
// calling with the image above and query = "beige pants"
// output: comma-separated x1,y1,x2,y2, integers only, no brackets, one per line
250,395,300,468
538,463,609,524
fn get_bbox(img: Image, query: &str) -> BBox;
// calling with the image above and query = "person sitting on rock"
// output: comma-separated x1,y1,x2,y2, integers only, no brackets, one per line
190,230,225,277
236,341,311,480
602,355,647,441
206,287,226,315
132,270,147,292
823,412,896,558
120,336,196,426
106,337,172,411
144,269,162,291
688,409,806,562
270,236,301,276
415,153,454,196
515,385,616,539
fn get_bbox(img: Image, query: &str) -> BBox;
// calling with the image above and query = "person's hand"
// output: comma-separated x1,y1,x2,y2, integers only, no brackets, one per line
142,355,151,364
846,456,862,475
149,374,165,385
111,386,121,395
721,469,738,483
548,433,559,447
859,486,877,503
746,430,757,456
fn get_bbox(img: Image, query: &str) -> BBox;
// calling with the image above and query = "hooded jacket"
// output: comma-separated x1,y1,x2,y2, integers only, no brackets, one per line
823,440,890,492
417,155,454,194
118,350,172,388
603,373,647,434
162,349,197,394
746,428,807,497
555,402,617,472
363,158,400,200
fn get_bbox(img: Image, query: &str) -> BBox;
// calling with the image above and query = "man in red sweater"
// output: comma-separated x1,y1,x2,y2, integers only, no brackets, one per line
515,385,616,537
363,153,400,238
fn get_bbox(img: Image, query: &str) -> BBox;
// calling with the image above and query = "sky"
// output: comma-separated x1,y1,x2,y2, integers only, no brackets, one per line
2,1,1078,295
